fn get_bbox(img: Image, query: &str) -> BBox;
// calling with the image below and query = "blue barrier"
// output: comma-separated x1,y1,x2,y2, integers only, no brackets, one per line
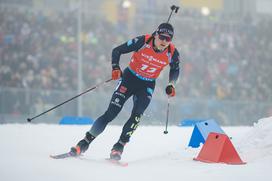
179,119,205,127
188,119,225,148
59,116,94,125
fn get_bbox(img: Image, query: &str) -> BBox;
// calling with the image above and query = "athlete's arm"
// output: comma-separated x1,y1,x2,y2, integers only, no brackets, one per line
112,36,145,68
169,48,180,84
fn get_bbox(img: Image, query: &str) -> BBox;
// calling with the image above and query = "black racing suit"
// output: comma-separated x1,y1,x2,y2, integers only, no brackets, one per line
89,35,180,143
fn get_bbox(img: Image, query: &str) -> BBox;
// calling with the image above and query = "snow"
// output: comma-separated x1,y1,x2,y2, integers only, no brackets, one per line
1,117,272,181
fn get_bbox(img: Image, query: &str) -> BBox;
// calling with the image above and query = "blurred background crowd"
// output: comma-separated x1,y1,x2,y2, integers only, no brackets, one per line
0,0,271,125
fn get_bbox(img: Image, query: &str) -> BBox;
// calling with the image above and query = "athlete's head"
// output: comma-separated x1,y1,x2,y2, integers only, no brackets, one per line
156,23,174,39
154,23,174,51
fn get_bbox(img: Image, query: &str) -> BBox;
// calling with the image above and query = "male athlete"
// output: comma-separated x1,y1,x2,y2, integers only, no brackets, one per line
70,23,180,161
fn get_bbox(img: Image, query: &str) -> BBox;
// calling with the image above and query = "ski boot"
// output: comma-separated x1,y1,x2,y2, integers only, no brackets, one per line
110,141,126,161
70,132,95,156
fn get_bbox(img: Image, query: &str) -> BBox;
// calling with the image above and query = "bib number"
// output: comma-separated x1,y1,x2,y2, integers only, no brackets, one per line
140,64,157,73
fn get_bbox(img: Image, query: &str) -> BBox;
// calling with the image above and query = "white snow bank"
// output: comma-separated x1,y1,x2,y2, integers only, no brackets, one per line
238,117,272,162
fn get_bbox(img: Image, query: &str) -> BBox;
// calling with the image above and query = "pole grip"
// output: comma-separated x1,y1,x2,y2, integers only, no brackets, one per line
167,5,180,23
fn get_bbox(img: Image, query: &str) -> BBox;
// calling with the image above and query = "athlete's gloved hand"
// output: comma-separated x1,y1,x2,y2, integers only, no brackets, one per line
112,65,122,80
165,84,176,97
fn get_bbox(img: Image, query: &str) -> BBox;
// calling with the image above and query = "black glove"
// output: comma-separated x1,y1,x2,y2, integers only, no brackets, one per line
165,84,176,97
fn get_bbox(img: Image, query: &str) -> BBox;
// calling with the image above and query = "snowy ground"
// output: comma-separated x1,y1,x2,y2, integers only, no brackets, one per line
1,117,272,181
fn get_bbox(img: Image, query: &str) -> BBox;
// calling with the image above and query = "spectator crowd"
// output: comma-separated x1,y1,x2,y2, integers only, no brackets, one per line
1,5,272,104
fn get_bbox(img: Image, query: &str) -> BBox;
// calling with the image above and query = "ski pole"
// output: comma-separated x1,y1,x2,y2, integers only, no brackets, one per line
166,5,180,23
27,78,112,122
163,97,170,134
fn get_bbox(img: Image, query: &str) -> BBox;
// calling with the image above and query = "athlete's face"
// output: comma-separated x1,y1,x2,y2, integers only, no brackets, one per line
154,33,172,51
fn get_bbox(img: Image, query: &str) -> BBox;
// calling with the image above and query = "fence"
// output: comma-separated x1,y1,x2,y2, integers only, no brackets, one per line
0,86,271,125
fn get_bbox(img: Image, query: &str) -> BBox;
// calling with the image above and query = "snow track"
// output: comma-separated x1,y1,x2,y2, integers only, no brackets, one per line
1,117,272,181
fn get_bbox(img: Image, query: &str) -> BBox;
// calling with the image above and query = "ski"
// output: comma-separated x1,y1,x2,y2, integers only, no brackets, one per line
50,153,128,167
50,152,79,159
105,158,128,167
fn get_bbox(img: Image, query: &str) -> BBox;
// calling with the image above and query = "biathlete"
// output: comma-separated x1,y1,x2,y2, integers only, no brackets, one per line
70,23,181,161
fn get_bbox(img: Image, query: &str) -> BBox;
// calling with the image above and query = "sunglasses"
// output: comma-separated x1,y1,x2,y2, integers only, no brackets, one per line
158,34,172,42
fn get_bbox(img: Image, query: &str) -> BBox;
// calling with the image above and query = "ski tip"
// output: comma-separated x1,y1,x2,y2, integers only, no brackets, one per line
49,152,76,159
50,154,64,159
49,155,58,159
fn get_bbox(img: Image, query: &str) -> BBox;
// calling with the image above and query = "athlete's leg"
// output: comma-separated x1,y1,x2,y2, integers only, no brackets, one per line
118,87,154,143
89,82,132,137
71,80,132,155
110,86,154,160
